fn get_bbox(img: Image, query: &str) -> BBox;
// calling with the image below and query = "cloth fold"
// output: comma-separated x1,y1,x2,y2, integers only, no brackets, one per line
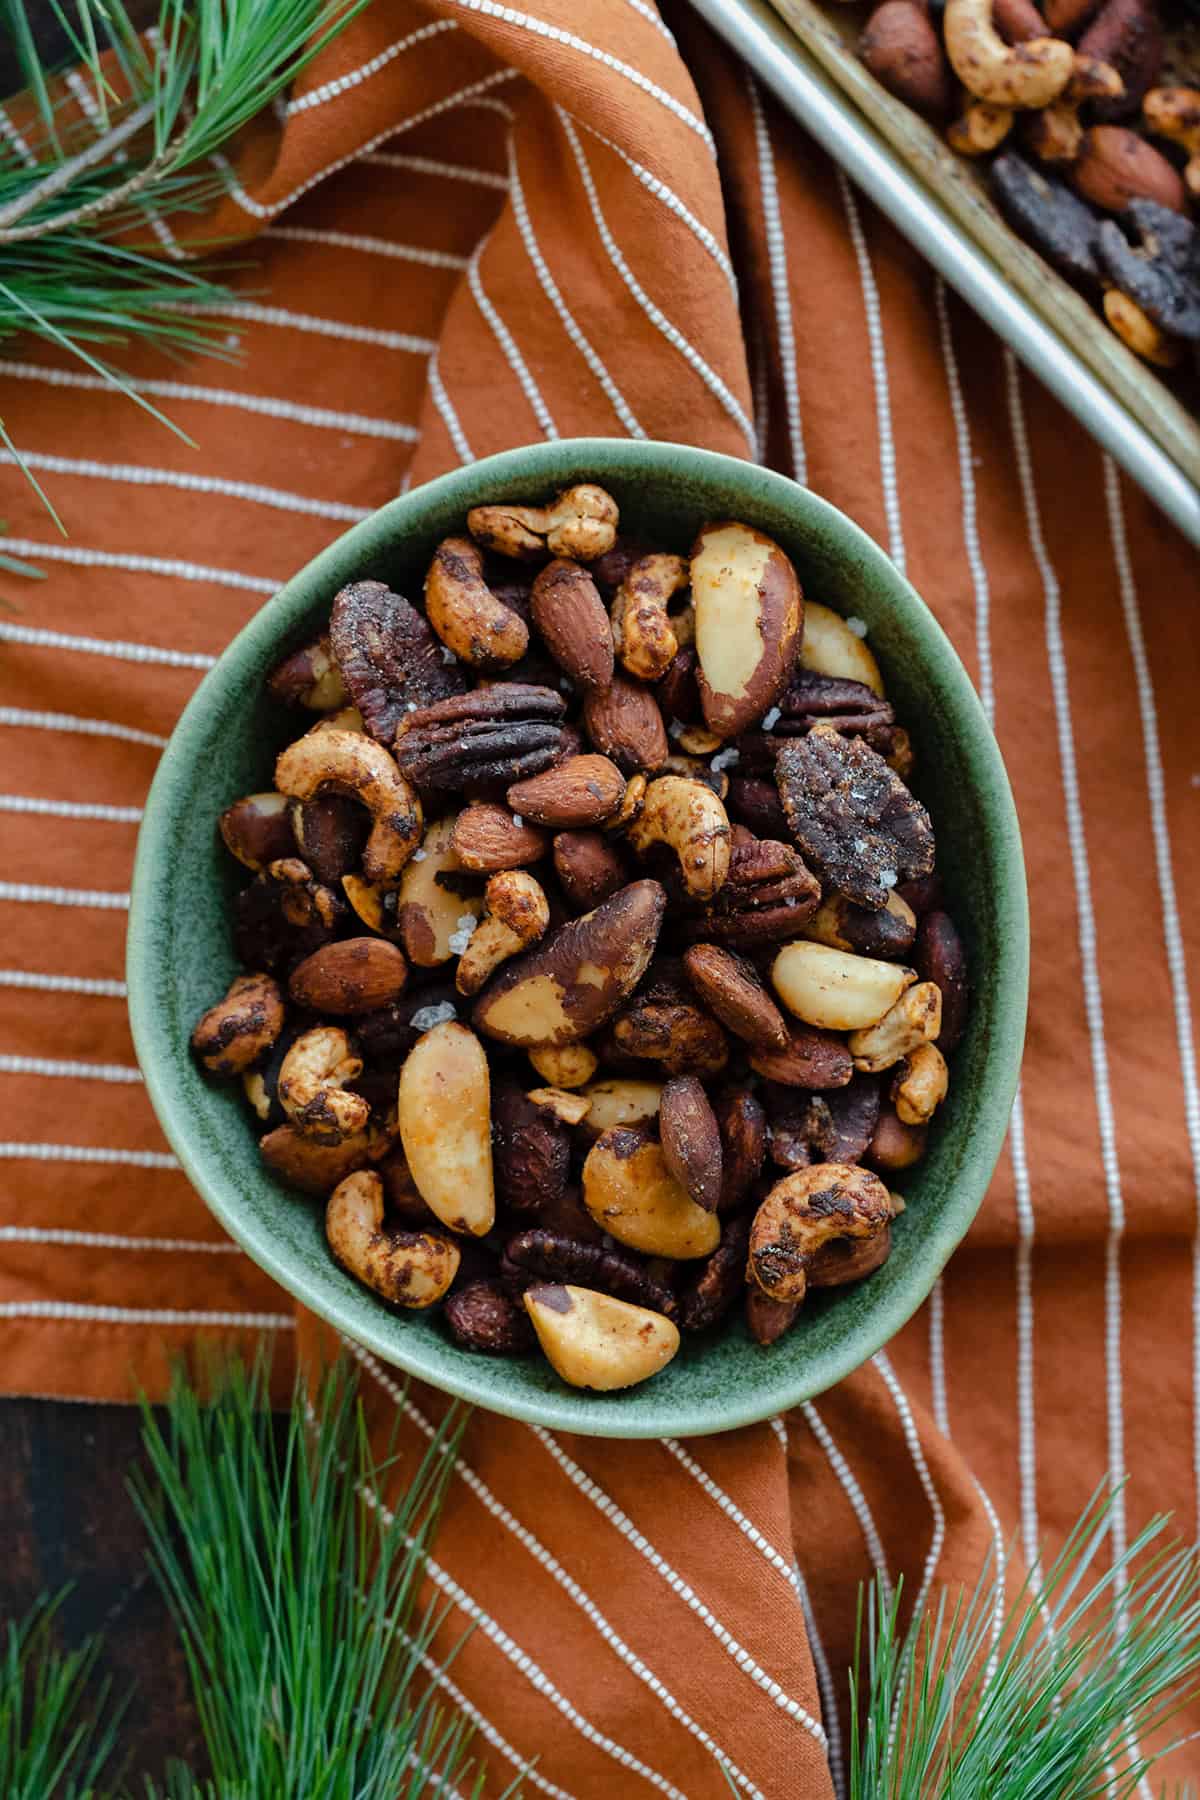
1,0,1198,1791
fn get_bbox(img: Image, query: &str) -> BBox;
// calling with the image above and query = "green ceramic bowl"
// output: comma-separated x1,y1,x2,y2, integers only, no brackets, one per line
128,439,1027,1438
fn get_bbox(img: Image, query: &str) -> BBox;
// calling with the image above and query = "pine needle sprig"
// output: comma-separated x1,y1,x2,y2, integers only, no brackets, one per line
128,1355,512,1800
0,1589,123,1800
849,1484,1200,1800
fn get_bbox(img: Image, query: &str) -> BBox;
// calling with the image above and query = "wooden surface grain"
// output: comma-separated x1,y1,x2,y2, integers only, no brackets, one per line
0,1398,203,1789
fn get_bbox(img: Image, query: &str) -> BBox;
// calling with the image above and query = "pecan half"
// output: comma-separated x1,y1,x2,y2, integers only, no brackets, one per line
394,686,568,792
679,1215,750,1331
683,836,820,947
776,727,934,910
329,579,467,741
445,1279,537,1354
502,1228,678,1317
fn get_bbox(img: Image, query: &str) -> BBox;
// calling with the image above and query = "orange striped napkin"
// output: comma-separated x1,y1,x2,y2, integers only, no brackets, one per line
1,0,1198,1791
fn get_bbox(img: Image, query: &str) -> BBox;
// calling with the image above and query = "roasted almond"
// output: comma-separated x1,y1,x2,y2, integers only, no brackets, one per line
288,938,408,1015
660,1075,723,1212
682,943,789,1050
552,830,630,912
530,558,615,693
748,1019,854,1088
507,754,626,829
451,804,549,873
473,879,666,1048
583,672,669,774
691,521,803,738
1072,125,1186,212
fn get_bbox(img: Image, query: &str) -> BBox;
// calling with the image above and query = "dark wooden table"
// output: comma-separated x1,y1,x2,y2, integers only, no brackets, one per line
1,1400,203,1786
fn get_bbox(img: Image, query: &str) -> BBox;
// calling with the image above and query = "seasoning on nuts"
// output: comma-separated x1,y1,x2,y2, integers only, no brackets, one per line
326,1170,460,1308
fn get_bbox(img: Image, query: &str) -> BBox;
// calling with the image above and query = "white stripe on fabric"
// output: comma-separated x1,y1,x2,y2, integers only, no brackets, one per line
973,1472,1008,1686
1104,456,1200,1536
174,299,435,356
466,240,558,440
506,130,644,438
0,1055,142,1083
0,881,129,910
445,0,714,151
427,350,475,463
356,1488,693,1798
0,795,143,822
770,1417,846,1800
0,1301,291,1327
0,621,215,669
362,149,508,188
529,1425,828,1745
0,970,126,997
0,538,278,594
800,1400,892,1596
288,19,458,113
558,112,757,456
663,1435,800,1597
219,69,522,222
0,1142,175,1167
0,104,36,165
1006,354,1131,1580
873,1351,945,1723
837,172,905,573
0,707,167,748
349,1343,766,1799
0,1226,239,1253
265,223,468,270
621,0,677,42
574,121,737,301
0,449,371,523
927,1278,949,1437
745,73,805,485
0,359,422,442
69,59,185,262
1010,1088,1039,1573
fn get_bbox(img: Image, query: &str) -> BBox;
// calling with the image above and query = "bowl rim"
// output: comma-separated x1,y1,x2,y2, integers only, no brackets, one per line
128,437,1029,1438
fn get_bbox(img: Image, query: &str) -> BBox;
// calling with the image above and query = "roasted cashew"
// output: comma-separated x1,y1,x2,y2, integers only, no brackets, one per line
1102,289,1183,366
424,536,529,670
749,1164,893,1303
278,1024,369,1143
266,857,343,932
191,972,284,1076
529,1043,599,1089
944,0,1073,108
456,869,550,996
326,1170,460,1307
1024,57,1124,161
893,1041,950,1124
848,979,942,1072
275,728,422,887
467,483,619,563
1144,87,1200,199
611,553,689,683
948,97,1015,153
625,775,732,900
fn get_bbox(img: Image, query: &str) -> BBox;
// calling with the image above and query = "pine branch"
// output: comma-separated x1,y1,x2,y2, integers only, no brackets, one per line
127,1354,517,1800
0,1590,123,1800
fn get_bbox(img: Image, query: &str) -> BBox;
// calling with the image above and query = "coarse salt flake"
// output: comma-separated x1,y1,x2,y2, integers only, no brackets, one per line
406,700,417,711
761,706,781,731
410,1001,457,1031
879,868,898,888
411,847,427,862
668,719,687,740
440,645,458,664
511,814,523,828
846,616,868,638
710,747,740,772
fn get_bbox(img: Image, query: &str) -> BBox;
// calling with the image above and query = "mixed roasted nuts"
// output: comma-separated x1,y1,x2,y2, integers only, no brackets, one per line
191,482,970,1396
850,0,1199,377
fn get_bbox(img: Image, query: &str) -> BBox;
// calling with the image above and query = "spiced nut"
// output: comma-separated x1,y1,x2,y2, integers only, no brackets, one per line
259,1124,372,1195
326,1171,460,1308
275,727,423,887
451,803,549,874
467,483,619,563
530,558,615,693
583,674,669,775
943,0,1074,107
716,1088,767,1213
576,1078,664,1138
660,1075,723,1211
691,521,803,739
395,815,485,968
748,1163,893,1303
772,941,917,1032
682,943,789,1050
583,1129,721,1258
892,1041,950,1124
277,1025,369,1144
267,633,348,711
288,938,409,1015
456,869,550,996
191,972,285,1076
611,552,689,683
218,793,296,873
553,830,630,913
424,536,529,670
527,1086,592,1126
798,602,885,696
507,754,626,829
397,1020,496,1236
625,775,732,901
523,1283,679,1391
528,1043,599,1089
848,979,943,1072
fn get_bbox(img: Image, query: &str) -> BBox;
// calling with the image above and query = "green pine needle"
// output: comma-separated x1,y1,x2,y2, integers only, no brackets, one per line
128,1354,516,1800
0,1590,123,1800
0,0,373,528
849,1485,1200,1800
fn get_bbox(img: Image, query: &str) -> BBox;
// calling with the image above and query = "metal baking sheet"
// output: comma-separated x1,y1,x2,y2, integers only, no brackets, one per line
690,0,1200,547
